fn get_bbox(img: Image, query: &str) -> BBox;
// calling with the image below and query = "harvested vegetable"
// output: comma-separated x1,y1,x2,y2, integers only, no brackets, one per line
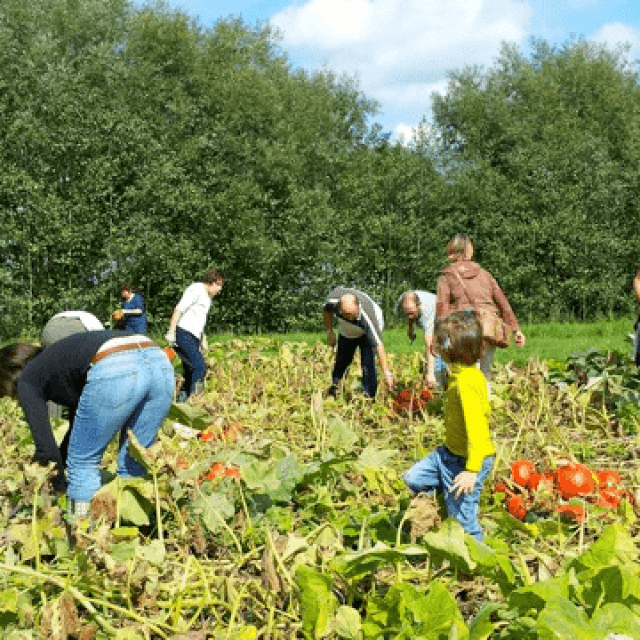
511,459,536,487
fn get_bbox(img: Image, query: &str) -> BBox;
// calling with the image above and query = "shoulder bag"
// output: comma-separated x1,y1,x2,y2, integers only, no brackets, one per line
450,269,513,348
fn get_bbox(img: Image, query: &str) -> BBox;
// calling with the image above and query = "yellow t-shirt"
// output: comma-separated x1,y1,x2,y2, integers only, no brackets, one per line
444,363,494,472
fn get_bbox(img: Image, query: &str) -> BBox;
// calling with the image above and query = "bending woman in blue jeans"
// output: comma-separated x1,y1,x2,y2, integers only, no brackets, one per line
0,331,174,520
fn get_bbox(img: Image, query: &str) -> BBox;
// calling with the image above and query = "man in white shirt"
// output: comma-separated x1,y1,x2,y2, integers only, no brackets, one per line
398,290,448,389
165,268,225,401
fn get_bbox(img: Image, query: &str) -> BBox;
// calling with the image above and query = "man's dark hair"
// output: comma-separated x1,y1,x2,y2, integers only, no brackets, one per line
0,343,45,399
202,268,225,284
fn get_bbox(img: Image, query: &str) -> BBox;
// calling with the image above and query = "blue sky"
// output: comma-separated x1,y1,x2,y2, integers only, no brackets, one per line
139,0,640,143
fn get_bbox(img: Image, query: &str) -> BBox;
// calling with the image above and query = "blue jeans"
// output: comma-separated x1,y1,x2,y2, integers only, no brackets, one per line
434,355,448,389
66,346,174,502
404,445,494,541
176,327,206,396
332,334,377,398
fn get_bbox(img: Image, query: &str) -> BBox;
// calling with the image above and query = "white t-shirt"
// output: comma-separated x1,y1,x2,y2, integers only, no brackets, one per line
176,282,211,338
52,310,104,331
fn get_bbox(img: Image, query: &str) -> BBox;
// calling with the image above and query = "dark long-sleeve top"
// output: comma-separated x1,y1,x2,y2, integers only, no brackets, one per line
17,330,133,470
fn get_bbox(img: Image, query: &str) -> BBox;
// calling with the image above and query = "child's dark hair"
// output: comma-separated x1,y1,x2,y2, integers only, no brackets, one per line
435,309,483,366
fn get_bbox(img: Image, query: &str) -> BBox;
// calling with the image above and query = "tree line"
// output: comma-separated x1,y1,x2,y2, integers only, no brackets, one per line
1,0,638,339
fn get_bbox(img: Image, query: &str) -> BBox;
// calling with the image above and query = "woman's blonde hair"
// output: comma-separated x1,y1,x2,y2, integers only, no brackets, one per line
446,234,474,260
435,310,483,366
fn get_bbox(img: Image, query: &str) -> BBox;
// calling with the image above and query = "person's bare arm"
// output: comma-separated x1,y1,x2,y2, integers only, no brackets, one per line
633,271,640,311
323,308,336,347
165,308,181,344
423,331,436,388
376,343,395,390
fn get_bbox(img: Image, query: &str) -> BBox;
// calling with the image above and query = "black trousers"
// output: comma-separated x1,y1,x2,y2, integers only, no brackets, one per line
332,334,378,398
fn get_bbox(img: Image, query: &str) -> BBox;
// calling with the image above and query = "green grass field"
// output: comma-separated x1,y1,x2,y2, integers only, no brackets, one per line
206,317,637,367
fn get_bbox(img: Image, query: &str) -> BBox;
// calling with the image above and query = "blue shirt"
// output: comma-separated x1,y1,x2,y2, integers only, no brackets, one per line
122,293,147,334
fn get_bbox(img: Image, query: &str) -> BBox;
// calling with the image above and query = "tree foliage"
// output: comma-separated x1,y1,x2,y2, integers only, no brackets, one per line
432,38,640,321
0,4,637,338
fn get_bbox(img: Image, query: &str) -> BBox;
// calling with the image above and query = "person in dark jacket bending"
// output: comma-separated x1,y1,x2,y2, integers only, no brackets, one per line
0,331,174,519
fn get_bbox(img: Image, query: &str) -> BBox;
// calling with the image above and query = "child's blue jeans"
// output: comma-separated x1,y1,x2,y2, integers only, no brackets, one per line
404,445,494,541
66,346,175,503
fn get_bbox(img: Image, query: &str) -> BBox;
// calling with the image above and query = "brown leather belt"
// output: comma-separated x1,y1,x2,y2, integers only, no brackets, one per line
92,340,156,365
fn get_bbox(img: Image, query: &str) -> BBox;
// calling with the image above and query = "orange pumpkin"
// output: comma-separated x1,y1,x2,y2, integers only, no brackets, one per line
511,460,536,487
506,495,528,520
556,464,595,500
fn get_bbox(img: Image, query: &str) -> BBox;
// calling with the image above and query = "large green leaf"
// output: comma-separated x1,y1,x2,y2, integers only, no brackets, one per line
332,606,362,640
195,492,236,534
356,446,397,471
570,524,638,573
423,519,476,572
362,581,469,639
166,403,213,431
295,566,337,640
336,541,428,581
589,602,640,637
535,598,591,640
508,574,572,613
119,486,153,526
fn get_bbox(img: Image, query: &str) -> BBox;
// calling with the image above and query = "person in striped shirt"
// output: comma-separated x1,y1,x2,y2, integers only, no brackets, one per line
323,287,395,398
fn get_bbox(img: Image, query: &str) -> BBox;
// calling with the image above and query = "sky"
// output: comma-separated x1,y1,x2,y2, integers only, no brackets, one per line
139,0,640,143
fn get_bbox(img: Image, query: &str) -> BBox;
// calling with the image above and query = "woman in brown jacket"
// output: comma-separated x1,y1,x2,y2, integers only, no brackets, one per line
436,234,525,390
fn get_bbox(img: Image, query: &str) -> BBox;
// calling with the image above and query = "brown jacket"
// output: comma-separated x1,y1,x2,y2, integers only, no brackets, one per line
436,260,519,330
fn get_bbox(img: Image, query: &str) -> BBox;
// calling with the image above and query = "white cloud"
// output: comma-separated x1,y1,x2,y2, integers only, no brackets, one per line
393,123,415,144
375,80,449,109
592,22,640,61
271,0,532,118
392,121,435,145
272,0,376,47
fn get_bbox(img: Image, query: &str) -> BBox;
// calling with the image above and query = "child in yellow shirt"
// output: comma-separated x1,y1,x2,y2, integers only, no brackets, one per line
404,309,495,541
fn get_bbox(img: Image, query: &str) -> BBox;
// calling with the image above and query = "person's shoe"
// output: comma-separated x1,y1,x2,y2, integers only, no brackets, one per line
192,381,204,396
325,384,338,398
176,391,188,403
66,499,90,525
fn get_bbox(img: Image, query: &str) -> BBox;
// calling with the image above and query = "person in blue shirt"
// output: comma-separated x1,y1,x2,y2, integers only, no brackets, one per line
120,284,148,334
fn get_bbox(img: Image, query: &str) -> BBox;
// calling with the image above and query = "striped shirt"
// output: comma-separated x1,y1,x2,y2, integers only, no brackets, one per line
324,287,384,346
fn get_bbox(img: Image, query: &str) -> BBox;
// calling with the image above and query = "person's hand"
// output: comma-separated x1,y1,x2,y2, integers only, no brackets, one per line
165,330,176,346
450,471,477,498
384,370,395,390
327,329,336,348
514,330,526,348
423,372,436,389
112,309,124,323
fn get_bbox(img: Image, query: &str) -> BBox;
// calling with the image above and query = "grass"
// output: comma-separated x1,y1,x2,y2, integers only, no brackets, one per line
205,317,637,368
